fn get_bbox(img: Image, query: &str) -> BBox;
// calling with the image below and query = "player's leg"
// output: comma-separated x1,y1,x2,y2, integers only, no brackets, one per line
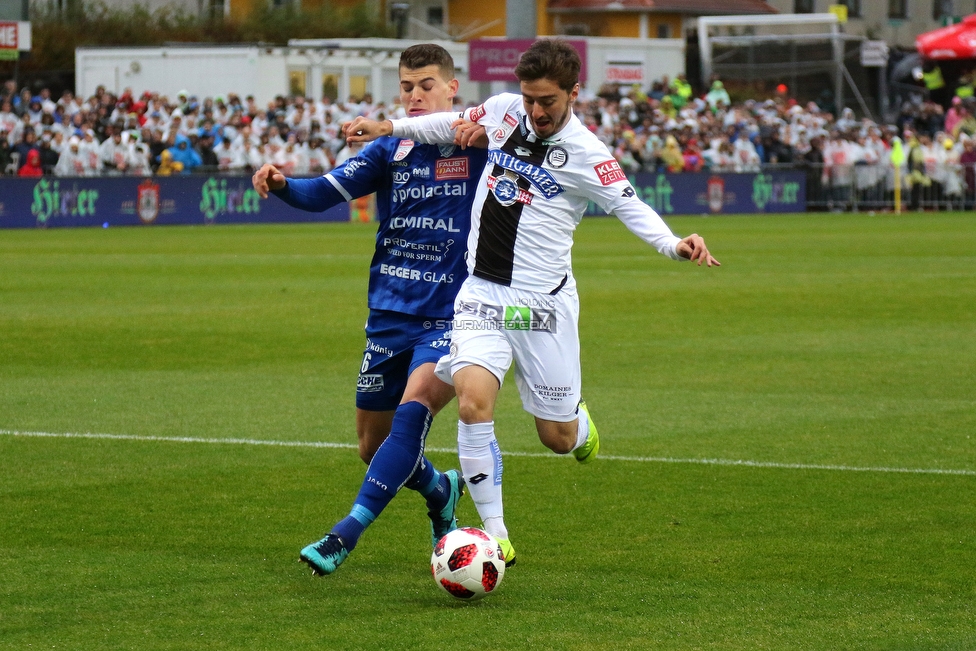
533,417,579,454
342,359,461,553
327,386,437,557
300,312,410,575
301,316,467,574
432,277,517,565
396,362,466,545
511,288,599,463
453,363,513,563
303,399,421,575
443,328,513,561
534,403,599,464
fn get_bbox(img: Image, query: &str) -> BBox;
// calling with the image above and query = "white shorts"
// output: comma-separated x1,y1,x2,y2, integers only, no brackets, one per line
435,275,581,422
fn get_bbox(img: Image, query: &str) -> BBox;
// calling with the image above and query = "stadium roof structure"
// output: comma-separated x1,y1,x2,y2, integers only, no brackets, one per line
547,0,778,15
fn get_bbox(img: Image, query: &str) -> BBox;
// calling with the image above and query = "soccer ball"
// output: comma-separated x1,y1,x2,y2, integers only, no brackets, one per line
431,527,505,600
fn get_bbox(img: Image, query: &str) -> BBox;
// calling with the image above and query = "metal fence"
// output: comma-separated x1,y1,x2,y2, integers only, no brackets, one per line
800,162,976,212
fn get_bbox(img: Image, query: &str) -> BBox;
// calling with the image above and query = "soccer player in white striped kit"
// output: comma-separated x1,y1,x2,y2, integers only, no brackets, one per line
345,39,720,565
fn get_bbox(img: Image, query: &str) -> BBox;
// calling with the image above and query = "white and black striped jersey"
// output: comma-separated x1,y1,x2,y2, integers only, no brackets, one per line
391,93,683,294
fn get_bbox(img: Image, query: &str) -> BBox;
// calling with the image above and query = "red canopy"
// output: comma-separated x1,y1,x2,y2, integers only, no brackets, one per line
916,14,976,59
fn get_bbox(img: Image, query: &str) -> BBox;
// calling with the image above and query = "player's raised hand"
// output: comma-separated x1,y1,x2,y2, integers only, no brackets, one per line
252,163,286,199
677,233,721,267
344,117,393,144
451,118,488,149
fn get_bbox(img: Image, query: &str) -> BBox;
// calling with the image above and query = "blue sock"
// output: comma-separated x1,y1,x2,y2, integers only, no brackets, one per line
331,401,432,550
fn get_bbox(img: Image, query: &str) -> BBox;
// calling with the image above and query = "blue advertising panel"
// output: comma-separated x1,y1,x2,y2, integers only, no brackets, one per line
1,170,804,228
586,170,806,216
0,175,349,229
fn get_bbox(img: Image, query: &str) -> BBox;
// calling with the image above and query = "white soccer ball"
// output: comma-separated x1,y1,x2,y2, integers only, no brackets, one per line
430,527,505,600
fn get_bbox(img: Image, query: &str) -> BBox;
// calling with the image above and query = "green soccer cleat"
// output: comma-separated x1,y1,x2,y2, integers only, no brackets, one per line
429,469,465,547
496,537,517,568
573,400,600,464
299,533,349,576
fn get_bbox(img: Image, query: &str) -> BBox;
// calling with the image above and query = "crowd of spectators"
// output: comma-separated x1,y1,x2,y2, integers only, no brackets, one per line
0,78,358,178
3,73,976,208
585,74,976,208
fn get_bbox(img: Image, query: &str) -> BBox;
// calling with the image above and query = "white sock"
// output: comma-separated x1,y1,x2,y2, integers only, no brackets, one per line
482,516,507,540
571,407,589,452
458,420,508,540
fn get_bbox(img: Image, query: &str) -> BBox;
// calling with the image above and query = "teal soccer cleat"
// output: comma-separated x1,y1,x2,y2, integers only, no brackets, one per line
299,533,349,576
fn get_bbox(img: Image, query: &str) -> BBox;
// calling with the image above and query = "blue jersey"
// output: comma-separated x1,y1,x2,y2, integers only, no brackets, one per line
272,137,488,319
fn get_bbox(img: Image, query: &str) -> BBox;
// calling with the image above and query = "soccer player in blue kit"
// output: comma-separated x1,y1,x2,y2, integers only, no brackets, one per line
252,44,490,575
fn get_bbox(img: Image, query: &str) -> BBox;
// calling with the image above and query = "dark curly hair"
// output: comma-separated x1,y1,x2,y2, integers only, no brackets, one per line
514,39,580,93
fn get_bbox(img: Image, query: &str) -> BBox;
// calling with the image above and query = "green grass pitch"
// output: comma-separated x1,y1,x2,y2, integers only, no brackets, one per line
1,213,974,650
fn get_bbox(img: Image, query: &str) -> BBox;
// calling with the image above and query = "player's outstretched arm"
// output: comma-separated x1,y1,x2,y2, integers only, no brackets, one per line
676,233,721,267
252,163,286,199
344,117,393,144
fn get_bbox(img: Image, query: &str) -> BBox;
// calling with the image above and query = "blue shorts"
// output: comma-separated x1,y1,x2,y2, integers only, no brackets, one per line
355,309,452,411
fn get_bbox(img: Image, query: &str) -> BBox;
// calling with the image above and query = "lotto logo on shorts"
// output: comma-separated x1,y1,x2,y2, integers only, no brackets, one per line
594,159,626,186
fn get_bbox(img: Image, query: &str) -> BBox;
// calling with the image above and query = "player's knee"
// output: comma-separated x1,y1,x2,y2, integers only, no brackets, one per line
405,385,455,416
455,383,495,423
457,398,492,424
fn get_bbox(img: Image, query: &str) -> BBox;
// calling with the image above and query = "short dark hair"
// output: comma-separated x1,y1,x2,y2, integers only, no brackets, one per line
514,39,580,93
399,44,455,80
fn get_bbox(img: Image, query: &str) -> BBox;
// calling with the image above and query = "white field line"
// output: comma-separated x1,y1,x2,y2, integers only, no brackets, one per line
1,428,974,477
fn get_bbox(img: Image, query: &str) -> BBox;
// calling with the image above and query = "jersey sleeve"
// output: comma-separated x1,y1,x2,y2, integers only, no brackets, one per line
461,94,515,127
389,95,517,144
390,112,460,145
580,145,682,260
272,139,389,210
612,197,682,260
